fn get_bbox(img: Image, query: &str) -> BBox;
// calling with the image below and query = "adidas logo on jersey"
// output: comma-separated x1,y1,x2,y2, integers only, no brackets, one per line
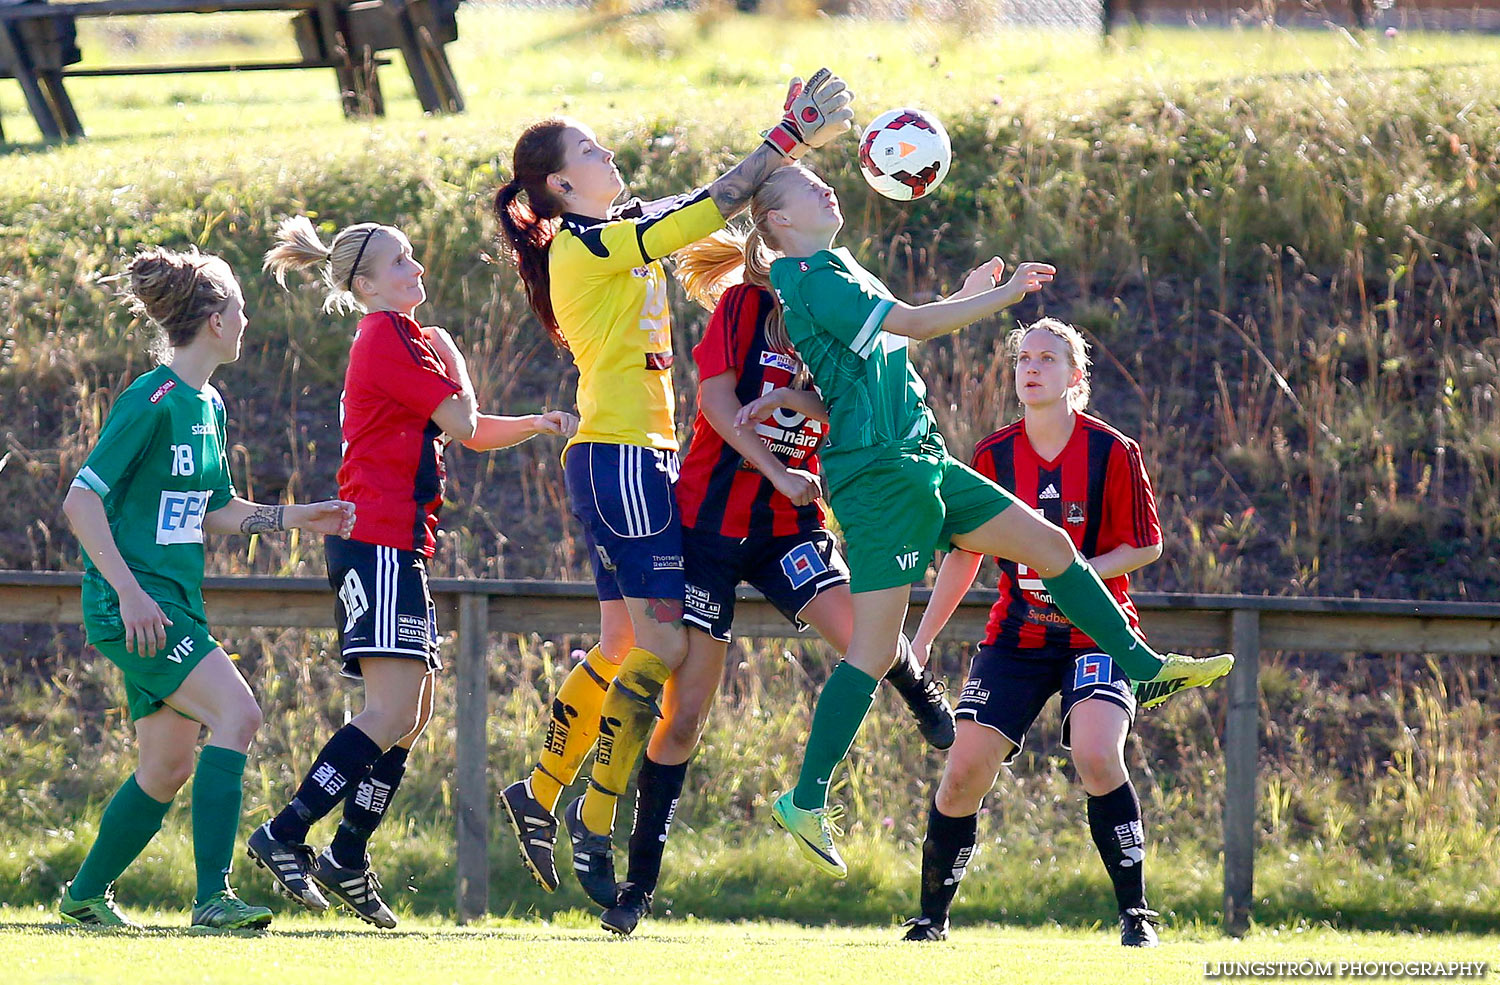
1039,483,1061,500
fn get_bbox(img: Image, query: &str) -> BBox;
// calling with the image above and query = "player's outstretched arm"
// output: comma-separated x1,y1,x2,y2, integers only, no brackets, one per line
709,69,855,219
203,498,356,538
62,484,172,657
883,259,1056,342
462,410,579,452
910,549,985,667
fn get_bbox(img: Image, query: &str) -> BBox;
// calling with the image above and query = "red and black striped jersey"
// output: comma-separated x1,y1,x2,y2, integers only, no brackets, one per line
677,284,828,539
338,310,462,556
971,413,1161,651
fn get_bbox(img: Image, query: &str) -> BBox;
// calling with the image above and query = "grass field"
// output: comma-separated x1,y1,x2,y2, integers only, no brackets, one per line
6,2,1500,955
3,908,1498,985
5,5,1500,149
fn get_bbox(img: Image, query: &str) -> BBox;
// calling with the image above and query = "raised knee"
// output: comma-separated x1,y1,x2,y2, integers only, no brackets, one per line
937,762,995,815
205,701,263,751
141,755,196,796
1032,527,1079,578
664,707,708,751
1072,748,1125,793
378,712,420,748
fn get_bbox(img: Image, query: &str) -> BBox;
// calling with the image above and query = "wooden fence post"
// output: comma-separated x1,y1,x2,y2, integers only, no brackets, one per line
1223,607,1261,936
454,593,489,923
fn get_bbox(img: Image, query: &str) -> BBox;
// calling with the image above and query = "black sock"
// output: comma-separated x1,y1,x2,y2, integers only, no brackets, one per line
920,799,978,922
624,755,689,893
330,745,410,869
269,724,382,845
1087,780,1147,912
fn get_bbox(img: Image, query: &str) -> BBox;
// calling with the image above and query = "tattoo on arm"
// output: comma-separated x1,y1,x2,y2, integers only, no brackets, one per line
645,597,684,626
240,504,285,535
709,143,788,219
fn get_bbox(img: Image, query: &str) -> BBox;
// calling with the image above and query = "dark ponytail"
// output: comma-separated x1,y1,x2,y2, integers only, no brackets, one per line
495,118,571,351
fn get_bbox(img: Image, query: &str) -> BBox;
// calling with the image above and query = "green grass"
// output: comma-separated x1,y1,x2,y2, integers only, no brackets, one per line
3,907,1498,985
5,7,1500,148
6,3,1500,938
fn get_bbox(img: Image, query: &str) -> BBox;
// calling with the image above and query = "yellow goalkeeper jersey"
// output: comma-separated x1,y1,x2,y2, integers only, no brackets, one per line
550,189,726,455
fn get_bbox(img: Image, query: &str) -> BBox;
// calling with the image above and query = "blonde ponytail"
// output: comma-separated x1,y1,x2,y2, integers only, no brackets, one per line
672,228,750,310
263,214,389,315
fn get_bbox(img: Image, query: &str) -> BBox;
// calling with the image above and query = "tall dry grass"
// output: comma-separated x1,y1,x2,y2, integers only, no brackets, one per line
4,17,1500,926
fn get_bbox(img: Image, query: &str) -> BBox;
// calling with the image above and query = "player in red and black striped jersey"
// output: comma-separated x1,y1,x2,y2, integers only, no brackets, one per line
902,319,1167,947
970,407,1158,654
676,281,828,540
589,231,956,936
253,216,575,927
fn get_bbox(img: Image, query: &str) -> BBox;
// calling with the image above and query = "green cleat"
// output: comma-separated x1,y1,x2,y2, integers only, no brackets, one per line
59,882,140,929
189,889,272,933
771,791,847,879
1133,652,1235,710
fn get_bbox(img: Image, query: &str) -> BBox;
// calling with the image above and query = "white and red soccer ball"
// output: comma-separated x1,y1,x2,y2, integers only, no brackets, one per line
858,108,952,202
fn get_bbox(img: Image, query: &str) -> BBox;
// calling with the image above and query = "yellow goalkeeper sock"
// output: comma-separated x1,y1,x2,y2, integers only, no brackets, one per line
580,647,670,835
530,646,621,813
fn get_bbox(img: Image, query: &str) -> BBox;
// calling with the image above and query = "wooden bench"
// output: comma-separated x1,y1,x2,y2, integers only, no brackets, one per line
0,0,462,142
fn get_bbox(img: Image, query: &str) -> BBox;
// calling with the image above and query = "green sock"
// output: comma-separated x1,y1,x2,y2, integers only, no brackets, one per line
70,774,172,899
792,662,879,811
192,745,247,903
1042,559,1164,680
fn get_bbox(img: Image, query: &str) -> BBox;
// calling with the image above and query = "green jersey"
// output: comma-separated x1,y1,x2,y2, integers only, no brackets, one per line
770,248,938,488
73,365,236,618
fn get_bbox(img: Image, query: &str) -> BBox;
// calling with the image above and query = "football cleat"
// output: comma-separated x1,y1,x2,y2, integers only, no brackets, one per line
58,882,140,929
189,889,272,932
563,797,618,908
1120,906,1161,947
310,849,397,929
600,881,653,937
770,791,847,879
900,915,949,941
1133,652,1234,710
246,822,330,913
885,649,956,750
499,778,560,893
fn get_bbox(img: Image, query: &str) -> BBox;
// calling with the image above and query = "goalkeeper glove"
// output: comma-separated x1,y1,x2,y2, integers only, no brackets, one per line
763,68,854,160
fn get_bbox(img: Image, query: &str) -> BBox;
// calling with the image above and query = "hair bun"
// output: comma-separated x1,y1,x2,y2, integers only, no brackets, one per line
119,245,233,352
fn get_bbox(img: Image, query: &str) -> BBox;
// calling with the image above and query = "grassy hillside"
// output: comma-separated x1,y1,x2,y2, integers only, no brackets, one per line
3,8,1500,928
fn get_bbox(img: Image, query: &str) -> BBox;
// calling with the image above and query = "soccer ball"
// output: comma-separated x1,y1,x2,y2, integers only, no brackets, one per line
857,108,952,201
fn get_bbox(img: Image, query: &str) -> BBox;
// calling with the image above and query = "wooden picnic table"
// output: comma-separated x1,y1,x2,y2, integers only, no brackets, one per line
0,0,463,141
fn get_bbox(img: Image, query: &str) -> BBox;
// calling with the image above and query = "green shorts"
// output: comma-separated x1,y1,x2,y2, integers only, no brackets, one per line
828,444,1017,594
84,595,219,721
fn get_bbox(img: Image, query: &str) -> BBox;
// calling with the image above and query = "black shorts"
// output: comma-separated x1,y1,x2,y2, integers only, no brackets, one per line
326,536,441,679
954,643,1136,763
681,526,849,642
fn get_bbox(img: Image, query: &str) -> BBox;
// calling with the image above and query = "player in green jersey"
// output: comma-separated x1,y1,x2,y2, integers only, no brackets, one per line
59,246,355,931
730,165,1234,877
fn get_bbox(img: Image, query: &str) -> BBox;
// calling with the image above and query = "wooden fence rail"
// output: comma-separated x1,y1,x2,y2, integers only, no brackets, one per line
5,569,1500,933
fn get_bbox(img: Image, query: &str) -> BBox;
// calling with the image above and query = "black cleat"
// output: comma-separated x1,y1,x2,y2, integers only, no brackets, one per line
310,849,397,929
246,822,330,913
600,881,653,936
1120,906,1160,947
563,796,618,909
499,778,560,892
885,648,956,750
900,915,949,941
